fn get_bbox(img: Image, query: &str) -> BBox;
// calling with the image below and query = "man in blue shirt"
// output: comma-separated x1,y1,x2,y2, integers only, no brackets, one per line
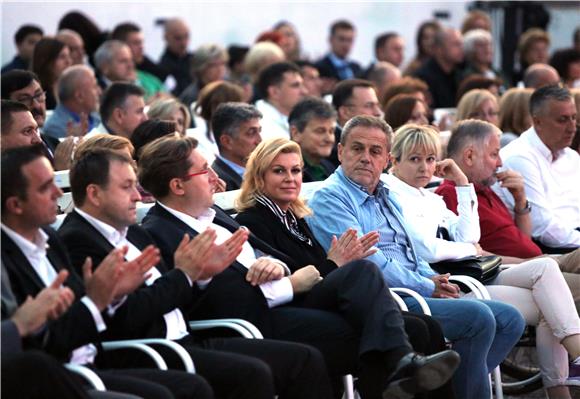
307,115,525,399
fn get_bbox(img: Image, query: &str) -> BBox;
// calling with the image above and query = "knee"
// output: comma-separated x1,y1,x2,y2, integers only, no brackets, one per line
241,358,273,386
461,301,498,338
491,302,526,338
342,259,385,283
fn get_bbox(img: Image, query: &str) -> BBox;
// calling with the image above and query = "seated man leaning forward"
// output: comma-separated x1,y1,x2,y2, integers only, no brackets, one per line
306,115,525,399
137,134,460,399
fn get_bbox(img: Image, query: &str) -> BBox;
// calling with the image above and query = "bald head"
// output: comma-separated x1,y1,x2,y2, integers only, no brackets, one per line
367,62,401,100
523,63,561,89
164,18,190,57
434,27,464,69
57,29,85,65
58,65,101,113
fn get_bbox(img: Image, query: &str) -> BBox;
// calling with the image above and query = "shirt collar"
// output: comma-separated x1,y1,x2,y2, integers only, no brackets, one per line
524,126,563,162
382,173,427,197
328,52,349,66
157,201,216,232
75,208,128,247
217,155,246,178
1,224,49,259
336,166,387,206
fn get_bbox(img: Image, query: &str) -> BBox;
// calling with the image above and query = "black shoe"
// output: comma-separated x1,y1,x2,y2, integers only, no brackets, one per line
382,349,460,399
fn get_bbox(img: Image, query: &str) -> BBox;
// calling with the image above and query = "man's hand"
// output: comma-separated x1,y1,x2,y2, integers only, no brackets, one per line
66,113,89,137
215,178,227,193
11,270,75,337
431,273,460,298
473,243,483,256
112,245,159,299
327,229,379,267
289,265,322,294
434,159,469,186
83,248,127,311
246,258,285,286
174,229,218,281
199,228,248,279
53,137,81,171
495,170,527,207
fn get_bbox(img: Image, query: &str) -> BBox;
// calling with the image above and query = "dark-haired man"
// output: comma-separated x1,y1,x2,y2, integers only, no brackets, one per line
2,25,43,73
1,100,42,151
255,62,307,141
58,148,333,399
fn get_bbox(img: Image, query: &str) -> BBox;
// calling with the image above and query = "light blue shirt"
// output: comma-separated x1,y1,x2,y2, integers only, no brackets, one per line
328,53,355,80
217,155,245,178
43,104,100,139
306,166,437,296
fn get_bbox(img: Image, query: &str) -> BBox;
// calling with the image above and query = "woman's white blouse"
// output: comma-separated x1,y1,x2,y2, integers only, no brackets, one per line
381,173,480,262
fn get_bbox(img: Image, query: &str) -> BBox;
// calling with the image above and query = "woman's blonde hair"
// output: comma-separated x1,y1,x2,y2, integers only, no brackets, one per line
147,97,191,135
74,134,134,161
236,138,311,218
456,89,498,122
498,87,533,135
391,124,440,163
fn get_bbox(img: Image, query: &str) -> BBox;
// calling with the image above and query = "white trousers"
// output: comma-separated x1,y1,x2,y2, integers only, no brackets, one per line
485,257,580,387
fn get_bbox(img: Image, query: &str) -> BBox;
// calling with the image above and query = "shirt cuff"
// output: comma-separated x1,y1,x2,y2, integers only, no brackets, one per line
80,296,107,332
456,184,476,203
107,296,127,317
259,276,294,308
196,277,213,289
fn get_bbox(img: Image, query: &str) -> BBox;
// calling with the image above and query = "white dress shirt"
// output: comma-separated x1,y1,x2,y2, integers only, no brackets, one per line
75,209,190,340
158,202,294,307
1,224,104,365
255,99,290,141
496,127,580,247
381,174,480,262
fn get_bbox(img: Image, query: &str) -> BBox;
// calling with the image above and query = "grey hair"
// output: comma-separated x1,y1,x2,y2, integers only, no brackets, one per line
288,97,337,132
447,119,499,159
463,29,492,58
94,40,128,70
191,44,228,75
212,102,262,149
340,115,393,147
529,84,572,117
57,65,93,103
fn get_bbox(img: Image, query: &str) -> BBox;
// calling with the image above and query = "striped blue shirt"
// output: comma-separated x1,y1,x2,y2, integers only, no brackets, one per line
307,166,437,297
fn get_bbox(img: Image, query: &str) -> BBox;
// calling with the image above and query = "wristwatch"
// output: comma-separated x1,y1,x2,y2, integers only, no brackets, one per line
514,200,532,215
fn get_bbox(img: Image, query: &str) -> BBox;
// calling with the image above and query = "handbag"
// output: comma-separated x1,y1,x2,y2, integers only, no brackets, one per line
430,255,502,283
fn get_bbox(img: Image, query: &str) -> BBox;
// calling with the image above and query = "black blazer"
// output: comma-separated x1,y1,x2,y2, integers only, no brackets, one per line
141,203,281,333
1,227,102,360
211,157,242,191
235,203,338,277
58,210,199,340
314,54,362,81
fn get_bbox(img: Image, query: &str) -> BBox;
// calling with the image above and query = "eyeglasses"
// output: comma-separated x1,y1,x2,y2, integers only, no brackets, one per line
183,169,209,179
15,91,46,107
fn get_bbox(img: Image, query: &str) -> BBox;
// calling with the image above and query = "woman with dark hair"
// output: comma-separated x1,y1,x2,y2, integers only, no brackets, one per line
58,11,108,66
550,48,580,89
30,38,72,109
404,21,442,76
384,94,429,130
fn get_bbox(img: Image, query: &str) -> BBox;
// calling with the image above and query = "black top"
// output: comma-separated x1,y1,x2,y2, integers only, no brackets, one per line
159,48,193,97
413,57,461,108
235,201,338,277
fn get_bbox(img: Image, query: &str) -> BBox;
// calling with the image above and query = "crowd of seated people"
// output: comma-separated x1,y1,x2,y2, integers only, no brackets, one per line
2,8,580,399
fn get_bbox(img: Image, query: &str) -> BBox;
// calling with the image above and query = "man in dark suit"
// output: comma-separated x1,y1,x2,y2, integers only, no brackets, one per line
138,134,461,399
315,20,362,95
211,103,263,191
0,145,215,399
58,148,333,399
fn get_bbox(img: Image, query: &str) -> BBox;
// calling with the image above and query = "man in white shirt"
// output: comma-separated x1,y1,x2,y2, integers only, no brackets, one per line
497,84,579,253
59,147,333,399
255,62,307,141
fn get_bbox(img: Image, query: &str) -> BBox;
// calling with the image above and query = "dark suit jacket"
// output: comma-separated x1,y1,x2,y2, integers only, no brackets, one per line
314,54,362,81
57,210,200,341
1,227,102,360
413,57,461,109
235,203,338,277
141,203,291,334
211,157,243,191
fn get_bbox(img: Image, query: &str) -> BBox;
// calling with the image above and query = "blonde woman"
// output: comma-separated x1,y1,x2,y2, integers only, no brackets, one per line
498,87,533,147
147,97,190,136
384,124,580,398
455,88,499,125
235,137,460,399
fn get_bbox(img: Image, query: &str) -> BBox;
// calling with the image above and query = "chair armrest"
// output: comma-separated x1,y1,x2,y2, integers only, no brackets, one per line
390,288,432,315
448,275,491,300
125,339,195,373
65,364,106,391
189,319,263,339
102,340,168,370
389,290,408,311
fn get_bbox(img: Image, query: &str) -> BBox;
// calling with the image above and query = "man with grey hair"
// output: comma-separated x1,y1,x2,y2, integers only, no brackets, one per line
211,102,262,190
94,40,137,89
365,61,401,103
307,115,525,399
496,84,579,253
289,96,337,182
461,29,505,84
523,63,561,89
159,18,193,96
414,27,464,108
43,65,101,139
